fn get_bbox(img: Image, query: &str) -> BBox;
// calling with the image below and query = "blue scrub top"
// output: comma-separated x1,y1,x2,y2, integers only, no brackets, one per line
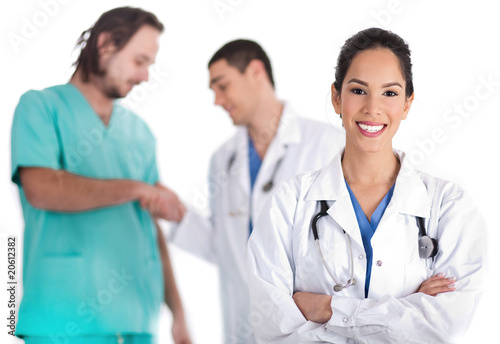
248,136,262,235
345,181,395,297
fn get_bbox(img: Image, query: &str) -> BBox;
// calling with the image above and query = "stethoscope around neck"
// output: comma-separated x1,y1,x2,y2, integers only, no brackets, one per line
311,200,439,293
226,148,287,217
227,145,287,193
312,201,356,292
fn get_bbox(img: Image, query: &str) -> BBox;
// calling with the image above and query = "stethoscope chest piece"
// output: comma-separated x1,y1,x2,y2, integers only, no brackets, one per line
262,181,273,192
334,278,357,292
419,236,439,259
416,217,439,260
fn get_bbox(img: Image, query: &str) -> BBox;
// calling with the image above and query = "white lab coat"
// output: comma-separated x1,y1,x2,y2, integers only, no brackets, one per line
247,150,487,344
170,108,345,343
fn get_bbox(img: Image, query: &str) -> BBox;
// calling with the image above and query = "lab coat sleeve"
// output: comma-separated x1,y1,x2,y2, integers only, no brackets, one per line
324,187,487,344
169,154,220,264
169,208,216,263
247,179,350,344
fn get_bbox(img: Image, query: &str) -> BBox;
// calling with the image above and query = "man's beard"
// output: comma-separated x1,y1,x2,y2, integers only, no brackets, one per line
100,74,125,99
103,84,123,99
98,67,128,99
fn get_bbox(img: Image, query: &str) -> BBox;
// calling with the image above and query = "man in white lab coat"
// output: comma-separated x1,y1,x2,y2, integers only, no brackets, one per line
168,39,345,343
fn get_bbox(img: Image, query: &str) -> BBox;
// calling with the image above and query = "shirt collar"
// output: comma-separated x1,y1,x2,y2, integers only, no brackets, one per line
232,103,301,162
275,103,301,145
304,149,431,218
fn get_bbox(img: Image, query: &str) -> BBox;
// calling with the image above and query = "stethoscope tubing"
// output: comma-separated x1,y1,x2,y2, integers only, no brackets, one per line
313,201,356,292
311,200,438,292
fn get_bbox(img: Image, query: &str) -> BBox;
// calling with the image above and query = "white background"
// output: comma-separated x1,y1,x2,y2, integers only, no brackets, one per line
1,0,499,343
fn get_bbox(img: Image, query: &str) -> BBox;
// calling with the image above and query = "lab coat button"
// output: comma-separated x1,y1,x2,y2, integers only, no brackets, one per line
342,317,349,323
376,260,383,267
358,254,364,260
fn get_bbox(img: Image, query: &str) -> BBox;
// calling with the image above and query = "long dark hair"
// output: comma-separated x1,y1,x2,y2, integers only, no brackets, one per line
73,7,164,82
333,28,414,98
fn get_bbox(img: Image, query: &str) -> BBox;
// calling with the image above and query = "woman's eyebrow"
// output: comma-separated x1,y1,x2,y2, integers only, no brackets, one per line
347,78,402,88
382,82,403,88
347,78,368,86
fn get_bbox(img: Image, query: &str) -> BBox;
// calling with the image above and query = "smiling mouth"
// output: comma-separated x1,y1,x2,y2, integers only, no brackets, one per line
357,122,386,133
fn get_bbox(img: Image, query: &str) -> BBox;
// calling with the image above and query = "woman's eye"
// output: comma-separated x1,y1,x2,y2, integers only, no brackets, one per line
351,88,365,95
384,90,398,97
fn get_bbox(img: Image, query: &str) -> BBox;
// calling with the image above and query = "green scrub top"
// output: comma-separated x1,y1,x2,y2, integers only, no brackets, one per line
11,84,163,337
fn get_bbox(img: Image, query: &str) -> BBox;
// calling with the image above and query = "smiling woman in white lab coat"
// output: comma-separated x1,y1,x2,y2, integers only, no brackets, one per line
247,28,487,344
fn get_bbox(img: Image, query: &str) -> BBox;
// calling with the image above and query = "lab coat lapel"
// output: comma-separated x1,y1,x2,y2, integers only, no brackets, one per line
303,150,432,272
252,107,301,224
328,194,364,250
251,138,284,224
223,128,252,281
229,127,250,201
369,151,431,267
391,150,431,218
305,151,364,249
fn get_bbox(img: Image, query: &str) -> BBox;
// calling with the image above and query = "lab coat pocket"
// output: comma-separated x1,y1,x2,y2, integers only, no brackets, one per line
403,264,433,297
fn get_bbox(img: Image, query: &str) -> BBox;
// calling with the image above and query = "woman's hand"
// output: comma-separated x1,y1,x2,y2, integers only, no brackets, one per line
292,292,332,323
293,274,455,324
418,273,456,296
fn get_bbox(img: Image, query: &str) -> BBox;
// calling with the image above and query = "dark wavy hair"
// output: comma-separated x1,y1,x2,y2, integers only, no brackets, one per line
208,39,275,89
333,28,414,98
72,7,164,82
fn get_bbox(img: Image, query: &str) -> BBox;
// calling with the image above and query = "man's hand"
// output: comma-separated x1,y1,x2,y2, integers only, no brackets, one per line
292,292,332,323
417,273,456,296
140,183,185,222
155,222,192,343
172,313,192,344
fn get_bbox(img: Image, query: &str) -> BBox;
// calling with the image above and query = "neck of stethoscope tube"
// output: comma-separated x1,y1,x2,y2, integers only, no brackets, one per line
316,239,342,286
313,202,356,293
262,153,286,192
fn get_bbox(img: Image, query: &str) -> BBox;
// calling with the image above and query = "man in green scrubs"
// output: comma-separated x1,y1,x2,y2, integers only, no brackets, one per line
10,7,190,344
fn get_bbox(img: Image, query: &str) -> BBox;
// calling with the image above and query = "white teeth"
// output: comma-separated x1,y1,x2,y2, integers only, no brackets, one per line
358,123,385,133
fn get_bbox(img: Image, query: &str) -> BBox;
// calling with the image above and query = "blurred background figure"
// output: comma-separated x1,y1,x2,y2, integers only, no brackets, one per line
165,39,344,343
10,7,190,344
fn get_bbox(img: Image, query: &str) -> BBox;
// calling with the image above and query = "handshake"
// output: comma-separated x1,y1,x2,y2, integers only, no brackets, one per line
138,182,185,223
